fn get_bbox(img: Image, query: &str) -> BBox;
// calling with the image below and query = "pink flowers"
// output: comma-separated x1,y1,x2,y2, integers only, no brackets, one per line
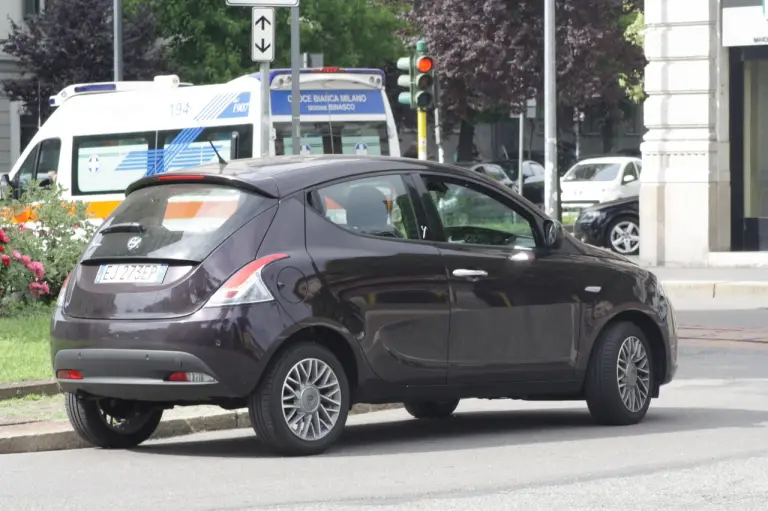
29,281,50,297
26,261,44,280
0,230,50,298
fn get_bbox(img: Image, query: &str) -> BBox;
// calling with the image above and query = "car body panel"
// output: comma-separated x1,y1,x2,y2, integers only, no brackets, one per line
50,155,676,409
573,196,639,250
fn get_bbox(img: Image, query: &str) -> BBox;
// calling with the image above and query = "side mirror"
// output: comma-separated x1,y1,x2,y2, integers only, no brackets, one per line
542,219,564,249
623,174,636,183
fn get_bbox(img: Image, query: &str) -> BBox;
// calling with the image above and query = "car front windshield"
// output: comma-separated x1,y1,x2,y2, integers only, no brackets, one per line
563,163,621,182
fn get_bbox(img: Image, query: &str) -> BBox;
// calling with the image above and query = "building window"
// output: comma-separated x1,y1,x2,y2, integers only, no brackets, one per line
23,0,42,17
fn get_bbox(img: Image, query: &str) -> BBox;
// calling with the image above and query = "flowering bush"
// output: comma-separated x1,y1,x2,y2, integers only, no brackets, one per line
0,180,97,313
0,228,51,302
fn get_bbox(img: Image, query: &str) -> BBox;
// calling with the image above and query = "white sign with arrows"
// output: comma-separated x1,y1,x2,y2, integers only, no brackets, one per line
251,7,275,62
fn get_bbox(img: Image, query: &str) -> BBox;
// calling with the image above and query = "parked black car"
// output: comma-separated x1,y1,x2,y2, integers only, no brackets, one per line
52,155,676,456
572,196,640,255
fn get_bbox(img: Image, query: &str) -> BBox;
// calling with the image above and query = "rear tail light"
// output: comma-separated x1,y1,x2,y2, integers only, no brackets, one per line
55,272,72,308
57,369,83,380
167,372,217,383
204,253,289,307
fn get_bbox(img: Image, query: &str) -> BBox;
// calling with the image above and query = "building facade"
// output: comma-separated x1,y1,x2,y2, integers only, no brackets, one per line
0,0,44,176
641,0,768,265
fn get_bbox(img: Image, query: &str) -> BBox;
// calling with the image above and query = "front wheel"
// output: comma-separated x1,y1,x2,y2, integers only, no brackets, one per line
248,342,350,456
65,393,163,449
404,399,460,419
584,321,654,425
606,216,640,255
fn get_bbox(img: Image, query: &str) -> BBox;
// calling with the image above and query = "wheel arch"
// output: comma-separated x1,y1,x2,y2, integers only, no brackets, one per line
586,309,667,398
255,322,366,402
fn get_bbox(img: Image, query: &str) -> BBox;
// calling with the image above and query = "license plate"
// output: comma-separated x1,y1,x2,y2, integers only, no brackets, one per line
95,264,168,284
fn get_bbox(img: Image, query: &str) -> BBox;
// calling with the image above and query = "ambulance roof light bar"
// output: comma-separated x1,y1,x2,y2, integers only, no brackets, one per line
49,74,193,108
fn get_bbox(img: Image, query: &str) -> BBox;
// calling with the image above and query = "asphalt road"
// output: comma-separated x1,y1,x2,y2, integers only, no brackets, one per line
3,302,768,510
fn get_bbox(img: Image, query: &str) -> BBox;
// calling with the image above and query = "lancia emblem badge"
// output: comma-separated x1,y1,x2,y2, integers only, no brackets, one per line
126,236,142,251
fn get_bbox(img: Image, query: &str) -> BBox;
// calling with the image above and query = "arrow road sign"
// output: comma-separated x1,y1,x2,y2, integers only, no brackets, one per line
227,0,298,6
251,7,275,62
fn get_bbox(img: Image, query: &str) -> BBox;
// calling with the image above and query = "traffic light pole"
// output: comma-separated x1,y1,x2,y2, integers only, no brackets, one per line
417,109,428,160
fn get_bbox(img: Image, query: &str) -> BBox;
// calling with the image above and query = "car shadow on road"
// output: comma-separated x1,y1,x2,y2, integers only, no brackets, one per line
133,405,768,459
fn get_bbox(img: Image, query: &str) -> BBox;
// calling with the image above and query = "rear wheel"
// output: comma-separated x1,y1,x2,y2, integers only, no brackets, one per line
404,399,460,419
65,393,163,449
605,216,640,255
584,321,654,425
248,342,350,456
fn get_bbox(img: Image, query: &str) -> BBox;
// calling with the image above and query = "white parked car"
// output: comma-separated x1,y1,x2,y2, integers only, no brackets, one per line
559,156,642,213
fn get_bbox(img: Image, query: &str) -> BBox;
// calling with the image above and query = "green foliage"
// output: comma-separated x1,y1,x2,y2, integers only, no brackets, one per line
129,0,407,85
619,4,646,103
0,181,97,309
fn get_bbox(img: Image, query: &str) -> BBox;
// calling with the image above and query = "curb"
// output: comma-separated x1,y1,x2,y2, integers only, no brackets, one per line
660,280,768,298
0,403,402,455
0,381,60,401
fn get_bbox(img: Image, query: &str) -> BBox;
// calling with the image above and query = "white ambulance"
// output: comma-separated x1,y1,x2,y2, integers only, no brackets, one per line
5,67,400,222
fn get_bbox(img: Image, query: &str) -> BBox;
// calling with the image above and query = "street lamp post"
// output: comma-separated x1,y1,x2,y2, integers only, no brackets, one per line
113,0,123,81
543,0,559,221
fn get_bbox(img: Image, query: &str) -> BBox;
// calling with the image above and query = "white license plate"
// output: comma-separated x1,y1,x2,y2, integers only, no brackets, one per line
95,264,168,284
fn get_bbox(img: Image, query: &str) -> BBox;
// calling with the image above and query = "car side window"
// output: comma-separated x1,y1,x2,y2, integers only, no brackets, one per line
315,174,420,240
422,175,537,249
36,139,61,184
622,162,637,181
634,161,642,174
484,165,506,182
16,146,38,186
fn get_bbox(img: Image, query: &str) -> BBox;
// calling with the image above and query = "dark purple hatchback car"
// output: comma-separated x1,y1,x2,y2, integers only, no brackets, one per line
51,155,677,456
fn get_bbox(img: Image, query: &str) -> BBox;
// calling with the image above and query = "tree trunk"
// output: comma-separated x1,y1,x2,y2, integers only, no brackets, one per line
601,118,614,153
457,120,475,162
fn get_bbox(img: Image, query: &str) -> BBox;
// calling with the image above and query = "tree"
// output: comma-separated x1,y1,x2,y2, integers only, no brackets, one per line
131,0,407,86
620,1,645,103
0,0,167,121
389,0,645,160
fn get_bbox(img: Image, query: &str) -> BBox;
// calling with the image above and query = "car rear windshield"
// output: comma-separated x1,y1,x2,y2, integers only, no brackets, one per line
81,183,274,263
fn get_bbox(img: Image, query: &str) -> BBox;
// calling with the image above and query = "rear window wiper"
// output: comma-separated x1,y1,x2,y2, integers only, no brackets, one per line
100,222,146,234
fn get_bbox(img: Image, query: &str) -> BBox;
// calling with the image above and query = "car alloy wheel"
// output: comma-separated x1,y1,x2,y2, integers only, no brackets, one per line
281,358,342,441
248,342,350,456
609,219,640,255
584,321,654,426
616,336,651,413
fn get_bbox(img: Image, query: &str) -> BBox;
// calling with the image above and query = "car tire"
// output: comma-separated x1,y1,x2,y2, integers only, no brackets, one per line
404,399,460,419
248,342,350,456
64,392,163,449
605,216,640,255
584,321,654,426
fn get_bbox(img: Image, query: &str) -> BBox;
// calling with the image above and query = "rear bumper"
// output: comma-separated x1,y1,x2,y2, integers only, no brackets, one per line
50,303,293,403
54,348,233,402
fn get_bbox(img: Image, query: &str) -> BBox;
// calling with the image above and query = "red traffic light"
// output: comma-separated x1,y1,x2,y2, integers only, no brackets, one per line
416,57,433,73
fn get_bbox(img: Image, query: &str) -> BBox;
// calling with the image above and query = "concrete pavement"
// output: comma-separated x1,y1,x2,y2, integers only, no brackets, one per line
3,337,768,509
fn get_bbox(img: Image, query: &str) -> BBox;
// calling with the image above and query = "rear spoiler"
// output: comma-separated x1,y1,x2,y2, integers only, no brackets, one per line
126,172,279,199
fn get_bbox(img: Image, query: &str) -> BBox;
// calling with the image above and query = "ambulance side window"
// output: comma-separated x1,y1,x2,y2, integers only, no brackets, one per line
15,138,61,187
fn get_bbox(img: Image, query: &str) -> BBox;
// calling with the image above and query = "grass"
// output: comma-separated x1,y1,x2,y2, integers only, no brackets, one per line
0,308,54,384
0,393,66,421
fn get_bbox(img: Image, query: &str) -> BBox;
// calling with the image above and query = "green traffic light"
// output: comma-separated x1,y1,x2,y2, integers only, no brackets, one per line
415,91,433,108
398,92,413,106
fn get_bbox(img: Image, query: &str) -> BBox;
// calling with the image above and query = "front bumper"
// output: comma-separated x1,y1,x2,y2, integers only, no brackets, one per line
572,217,604,247
50,302,292,403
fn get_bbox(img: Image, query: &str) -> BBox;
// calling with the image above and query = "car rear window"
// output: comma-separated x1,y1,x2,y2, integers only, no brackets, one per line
81,183,274,262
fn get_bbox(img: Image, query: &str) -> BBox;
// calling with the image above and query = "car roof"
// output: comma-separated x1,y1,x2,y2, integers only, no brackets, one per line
574,156,640,165
132,155,485,199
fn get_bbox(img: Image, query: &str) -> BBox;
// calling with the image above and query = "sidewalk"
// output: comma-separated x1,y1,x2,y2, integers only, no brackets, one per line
647,266,768,300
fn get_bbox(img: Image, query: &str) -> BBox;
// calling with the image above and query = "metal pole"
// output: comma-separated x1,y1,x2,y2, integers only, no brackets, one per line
543,0,559,220
434,77,444,163
517,110,525,194
260,62,271,157
113,0,123,81
290,6,301,155
417,109,427,160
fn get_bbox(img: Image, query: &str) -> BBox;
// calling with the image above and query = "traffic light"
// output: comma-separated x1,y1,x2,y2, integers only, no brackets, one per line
396,40,436,110
396,56,414,108
413,55,434,109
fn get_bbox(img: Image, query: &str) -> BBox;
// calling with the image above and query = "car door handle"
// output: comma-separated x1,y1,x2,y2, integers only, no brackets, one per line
452,269,488,278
